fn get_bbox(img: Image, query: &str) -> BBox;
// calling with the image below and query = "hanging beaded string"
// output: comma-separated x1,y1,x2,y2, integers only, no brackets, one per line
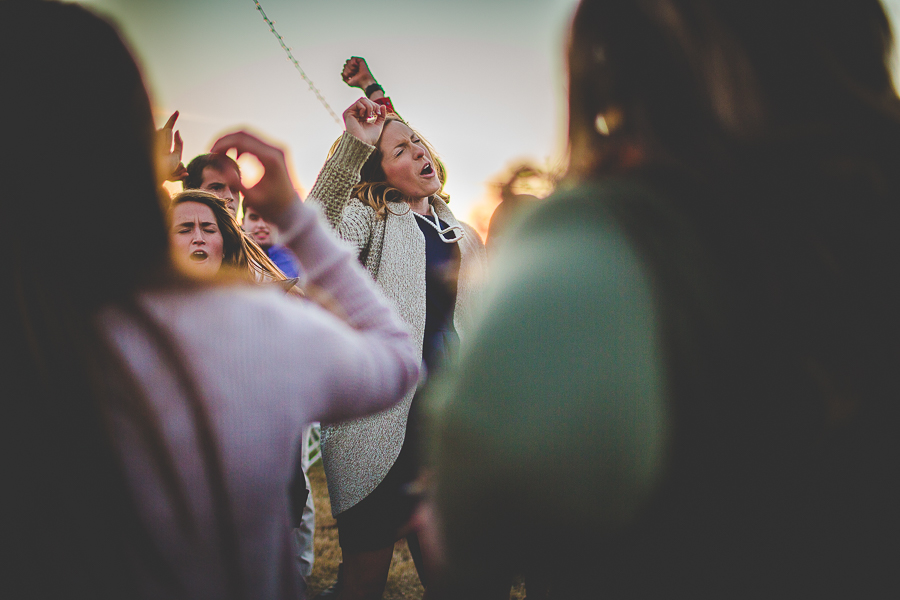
413,207,466,244
252,0,341,125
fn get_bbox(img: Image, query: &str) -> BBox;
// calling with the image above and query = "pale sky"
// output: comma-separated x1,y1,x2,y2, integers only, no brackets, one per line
80,0,900,230
80,0,581,231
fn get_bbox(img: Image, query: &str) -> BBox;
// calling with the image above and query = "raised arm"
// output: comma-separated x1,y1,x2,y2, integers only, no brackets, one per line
303,98,386,252
342,56,382,99
210,130,420,422
341,56,398,116
155,110,188,184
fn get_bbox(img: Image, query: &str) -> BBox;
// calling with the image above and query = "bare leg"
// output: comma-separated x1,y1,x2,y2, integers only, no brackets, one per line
406,532,429,588
335,544,394,600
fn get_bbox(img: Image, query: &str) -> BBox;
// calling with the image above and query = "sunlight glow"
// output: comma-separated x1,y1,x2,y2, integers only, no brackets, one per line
236,152,264,188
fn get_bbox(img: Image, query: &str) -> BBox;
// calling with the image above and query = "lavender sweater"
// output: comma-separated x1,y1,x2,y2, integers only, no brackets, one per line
103,198,420,599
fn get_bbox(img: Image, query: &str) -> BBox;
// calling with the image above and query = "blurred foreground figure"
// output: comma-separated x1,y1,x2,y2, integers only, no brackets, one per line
425,0,900,597
1,2,419,598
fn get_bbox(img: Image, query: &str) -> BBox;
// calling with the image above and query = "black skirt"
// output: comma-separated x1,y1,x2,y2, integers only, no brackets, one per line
335,388,424,553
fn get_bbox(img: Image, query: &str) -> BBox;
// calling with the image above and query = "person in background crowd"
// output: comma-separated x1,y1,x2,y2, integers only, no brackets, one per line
424,0,900,597
169,190,252,278
308,57,487,600
185,153,245,217
240,203,311,582
168,188,312,580
167,122,312,575
167,189,293,287
485,165,545,254
244,205,303,279
2,3,420,599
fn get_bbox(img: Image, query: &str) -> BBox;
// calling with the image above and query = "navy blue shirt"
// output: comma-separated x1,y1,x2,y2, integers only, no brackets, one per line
415,212,461,370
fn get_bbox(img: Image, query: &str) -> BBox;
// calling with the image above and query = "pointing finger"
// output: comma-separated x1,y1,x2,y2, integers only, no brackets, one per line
173,130,183,157
163,110,179,130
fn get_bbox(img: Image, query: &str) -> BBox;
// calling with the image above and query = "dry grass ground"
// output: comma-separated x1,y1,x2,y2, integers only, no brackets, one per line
305,461,526,599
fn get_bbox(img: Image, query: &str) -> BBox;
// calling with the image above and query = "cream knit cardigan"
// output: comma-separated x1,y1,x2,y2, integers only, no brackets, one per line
307,132,487,515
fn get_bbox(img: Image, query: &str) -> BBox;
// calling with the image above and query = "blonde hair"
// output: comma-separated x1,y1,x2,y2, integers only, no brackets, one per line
344,116,450,219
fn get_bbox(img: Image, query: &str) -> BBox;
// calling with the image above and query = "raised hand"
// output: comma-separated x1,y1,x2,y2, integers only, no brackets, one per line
155,111,187,183
343,97,387,146
209,132,297,223
341,56,376,90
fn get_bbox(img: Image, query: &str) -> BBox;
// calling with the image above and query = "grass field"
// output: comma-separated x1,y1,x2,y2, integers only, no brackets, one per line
305,461,527,599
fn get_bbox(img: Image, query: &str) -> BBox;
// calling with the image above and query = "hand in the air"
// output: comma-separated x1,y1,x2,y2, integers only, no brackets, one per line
343,97,387,147
156,111,188,182
341,56,376,90
209,131,298,223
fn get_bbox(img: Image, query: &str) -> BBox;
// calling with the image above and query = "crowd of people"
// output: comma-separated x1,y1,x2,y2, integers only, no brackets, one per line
3,0,900,599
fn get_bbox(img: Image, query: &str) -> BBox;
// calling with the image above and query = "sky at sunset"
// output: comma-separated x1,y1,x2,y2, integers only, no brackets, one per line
79,0,900,236
79,0,581,236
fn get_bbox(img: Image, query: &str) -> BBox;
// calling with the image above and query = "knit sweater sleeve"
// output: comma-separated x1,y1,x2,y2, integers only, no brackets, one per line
305,132,376,256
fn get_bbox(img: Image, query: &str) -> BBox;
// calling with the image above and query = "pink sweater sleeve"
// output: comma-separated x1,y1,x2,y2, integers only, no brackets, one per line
271,197,420,423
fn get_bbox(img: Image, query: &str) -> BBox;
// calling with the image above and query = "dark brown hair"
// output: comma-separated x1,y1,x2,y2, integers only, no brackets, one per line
559,0,900,593
2,2,244,597
566,0,900,178
171,190,289,283
171,190,250,270
184,153,242,191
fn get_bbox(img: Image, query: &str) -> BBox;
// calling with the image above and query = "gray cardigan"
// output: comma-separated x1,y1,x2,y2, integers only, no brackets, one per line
307,132,487,515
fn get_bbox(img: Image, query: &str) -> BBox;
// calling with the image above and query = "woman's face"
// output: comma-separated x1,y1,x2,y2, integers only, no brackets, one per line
170,201,224,277
378,121,441,201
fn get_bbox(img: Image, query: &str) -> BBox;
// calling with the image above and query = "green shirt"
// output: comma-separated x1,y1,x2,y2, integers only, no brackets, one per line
426,180,670,579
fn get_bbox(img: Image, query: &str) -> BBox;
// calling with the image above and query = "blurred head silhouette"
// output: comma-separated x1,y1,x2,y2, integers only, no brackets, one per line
3,0,170,308
1,3,216,596
567,0,900,178
429,1,900,596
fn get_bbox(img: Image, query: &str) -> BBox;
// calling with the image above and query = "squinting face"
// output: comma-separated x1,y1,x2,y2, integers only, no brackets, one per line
378,121,441,201
200,166,242,216
242,206,273,250
170,201,225,277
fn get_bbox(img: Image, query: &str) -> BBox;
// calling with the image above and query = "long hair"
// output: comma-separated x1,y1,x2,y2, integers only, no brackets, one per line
567,0,900,178
1,2,244,597
171,190,289,283
567,0,900,419
351,116,450,219
172,191,248,268
563,0,900,593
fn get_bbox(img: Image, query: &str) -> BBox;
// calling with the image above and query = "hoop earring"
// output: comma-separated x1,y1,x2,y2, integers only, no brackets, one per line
594,107,623,136
385,200,411,217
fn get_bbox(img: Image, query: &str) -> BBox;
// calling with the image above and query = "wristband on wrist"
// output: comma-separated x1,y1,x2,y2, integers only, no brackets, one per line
365,82,384,97
373,97,396,116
